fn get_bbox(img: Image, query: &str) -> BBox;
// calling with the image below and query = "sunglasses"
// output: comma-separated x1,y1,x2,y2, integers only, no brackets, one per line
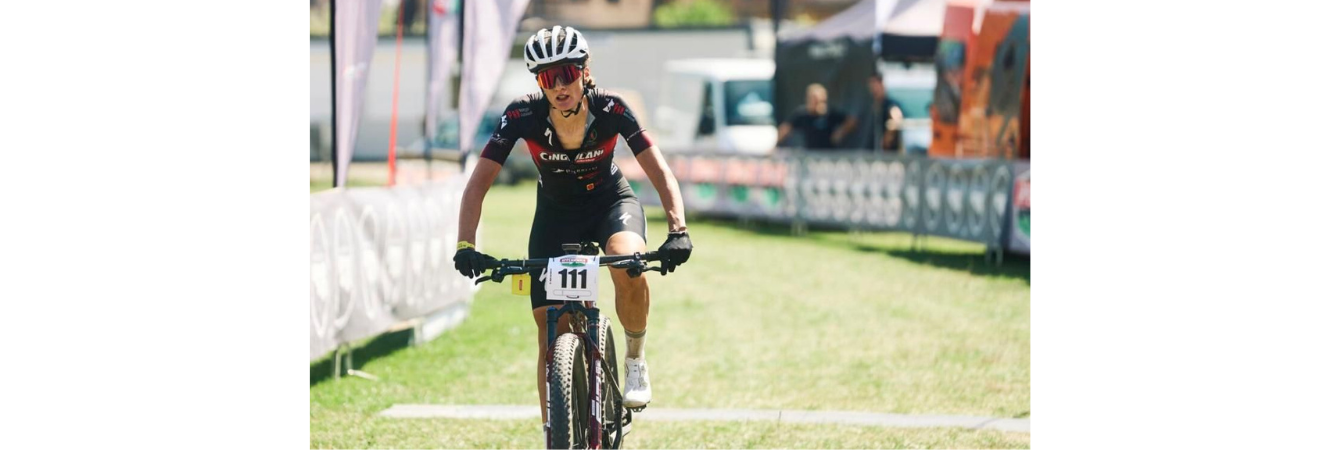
536,64,582,90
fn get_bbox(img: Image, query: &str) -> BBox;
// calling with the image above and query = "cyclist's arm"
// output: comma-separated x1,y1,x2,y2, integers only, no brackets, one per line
607,91,687,233
634,146,687,233
459,99,528,245
457,158,502,245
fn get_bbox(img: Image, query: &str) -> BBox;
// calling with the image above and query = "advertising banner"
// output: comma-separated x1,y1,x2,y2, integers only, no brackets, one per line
957,4,1029,159
1009,160,1030,254
619,152,1014,248
310,179,473,361
929,2,976,158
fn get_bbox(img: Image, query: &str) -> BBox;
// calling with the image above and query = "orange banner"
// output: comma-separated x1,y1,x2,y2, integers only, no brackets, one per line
929,2,978,158
957,4,1029,159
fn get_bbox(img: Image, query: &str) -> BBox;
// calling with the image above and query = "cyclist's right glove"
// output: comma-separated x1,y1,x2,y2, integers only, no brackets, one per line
657,231,693,273
454,247,497,278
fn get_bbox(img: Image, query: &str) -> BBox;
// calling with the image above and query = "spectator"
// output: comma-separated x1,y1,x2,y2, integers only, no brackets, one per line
777,83,858,150
869,73,904,153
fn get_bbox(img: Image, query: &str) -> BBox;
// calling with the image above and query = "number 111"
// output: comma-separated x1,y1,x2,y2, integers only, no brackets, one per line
557,268,587,289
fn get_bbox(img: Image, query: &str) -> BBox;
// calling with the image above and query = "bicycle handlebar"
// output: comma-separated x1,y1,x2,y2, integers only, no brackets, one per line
474,251,667,285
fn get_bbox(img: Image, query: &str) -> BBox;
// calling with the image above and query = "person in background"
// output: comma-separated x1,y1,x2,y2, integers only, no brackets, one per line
869,73,904,153
776,83,858,150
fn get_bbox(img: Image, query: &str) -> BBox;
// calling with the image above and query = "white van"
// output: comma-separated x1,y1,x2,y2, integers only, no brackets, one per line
880,63,936,154
653,59,777,155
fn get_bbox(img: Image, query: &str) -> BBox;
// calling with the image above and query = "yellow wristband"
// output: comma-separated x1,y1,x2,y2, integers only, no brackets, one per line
457,241,475,251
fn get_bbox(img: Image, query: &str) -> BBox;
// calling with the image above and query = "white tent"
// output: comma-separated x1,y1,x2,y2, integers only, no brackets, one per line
777,0,961,61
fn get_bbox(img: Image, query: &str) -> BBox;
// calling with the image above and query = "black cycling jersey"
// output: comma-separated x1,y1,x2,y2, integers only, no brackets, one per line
526,182,647,310
480,88,655,204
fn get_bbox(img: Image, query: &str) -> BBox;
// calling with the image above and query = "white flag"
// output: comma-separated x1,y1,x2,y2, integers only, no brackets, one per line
460,0,531,158
425,0,459,154
333,0,382,187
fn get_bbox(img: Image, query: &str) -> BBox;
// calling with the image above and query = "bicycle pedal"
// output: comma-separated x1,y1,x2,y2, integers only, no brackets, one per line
628,404,648,413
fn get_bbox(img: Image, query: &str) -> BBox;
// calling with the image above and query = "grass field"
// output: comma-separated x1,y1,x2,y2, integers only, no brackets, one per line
310,180,1030,448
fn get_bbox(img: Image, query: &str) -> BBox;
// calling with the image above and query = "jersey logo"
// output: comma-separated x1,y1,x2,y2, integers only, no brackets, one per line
544,128,554,146
499,113,508,129
603,99,615,112
618,212,631,225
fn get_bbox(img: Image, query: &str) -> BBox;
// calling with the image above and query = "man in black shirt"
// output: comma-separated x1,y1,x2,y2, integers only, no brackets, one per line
776,83,858,150
869,73,904,153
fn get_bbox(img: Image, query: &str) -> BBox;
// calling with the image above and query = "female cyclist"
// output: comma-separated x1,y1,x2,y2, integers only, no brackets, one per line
452,25,693,436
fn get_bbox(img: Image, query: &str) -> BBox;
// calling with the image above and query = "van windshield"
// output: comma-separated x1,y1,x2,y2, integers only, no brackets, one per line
723,79,775,126
886,87,934,119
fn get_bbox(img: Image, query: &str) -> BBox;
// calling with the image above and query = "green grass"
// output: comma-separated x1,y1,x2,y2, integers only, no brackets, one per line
312,419,1029,449
310,180,1030,448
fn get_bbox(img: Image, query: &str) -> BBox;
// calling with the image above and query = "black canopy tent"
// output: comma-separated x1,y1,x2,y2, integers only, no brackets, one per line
773,0,946,150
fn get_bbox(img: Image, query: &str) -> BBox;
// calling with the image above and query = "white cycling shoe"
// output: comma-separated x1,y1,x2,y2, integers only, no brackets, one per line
623,357,652,409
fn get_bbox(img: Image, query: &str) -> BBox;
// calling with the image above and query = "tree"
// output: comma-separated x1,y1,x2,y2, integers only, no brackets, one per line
653,0,736,28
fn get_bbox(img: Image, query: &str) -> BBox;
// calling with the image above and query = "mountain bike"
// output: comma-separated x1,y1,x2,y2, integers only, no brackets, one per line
475,242,669,449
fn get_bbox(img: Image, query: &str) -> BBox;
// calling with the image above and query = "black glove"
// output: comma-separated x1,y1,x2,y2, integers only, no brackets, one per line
454,247,497,278
657,231,693,272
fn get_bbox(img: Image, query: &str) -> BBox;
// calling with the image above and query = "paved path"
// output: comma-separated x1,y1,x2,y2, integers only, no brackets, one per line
379,404,1029,433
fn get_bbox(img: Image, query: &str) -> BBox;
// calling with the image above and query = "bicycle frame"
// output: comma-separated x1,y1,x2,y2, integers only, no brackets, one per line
545,300,606,449
478,246,664,449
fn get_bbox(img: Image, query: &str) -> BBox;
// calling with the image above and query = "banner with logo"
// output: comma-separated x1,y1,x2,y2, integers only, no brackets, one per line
956,4,1029,159
619,152,1014,249
929,2,975,158
1009,160,1030,254
459,0,531,158
310,179,474,361
333,0,384,187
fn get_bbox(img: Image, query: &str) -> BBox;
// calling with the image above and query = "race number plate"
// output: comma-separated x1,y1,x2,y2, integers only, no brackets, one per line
543,254,598,302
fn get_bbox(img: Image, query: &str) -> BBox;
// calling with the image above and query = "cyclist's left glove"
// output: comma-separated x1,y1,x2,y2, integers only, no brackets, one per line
454,247,497,278
657,231,693,272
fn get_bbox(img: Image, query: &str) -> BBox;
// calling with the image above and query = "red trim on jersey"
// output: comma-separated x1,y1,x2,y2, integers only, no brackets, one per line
525,140,546,165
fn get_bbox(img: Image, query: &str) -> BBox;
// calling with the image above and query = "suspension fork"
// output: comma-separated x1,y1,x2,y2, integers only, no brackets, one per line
544,306,557,445
584,303,604,448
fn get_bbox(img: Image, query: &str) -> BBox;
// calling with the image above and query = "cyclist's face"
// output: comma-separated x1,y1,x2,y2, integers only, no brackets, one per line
540,67,584,111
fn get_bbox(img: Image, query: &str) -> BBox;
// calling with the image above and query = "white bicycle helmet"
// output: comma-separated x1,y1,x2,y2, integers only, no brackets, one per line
523,25,589,74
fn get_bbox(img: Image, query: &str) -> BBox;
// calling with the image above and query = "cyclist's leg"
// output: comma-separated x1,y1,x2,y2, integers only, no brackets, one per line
596,189,655,407
596,190,650,340
605,231,649,337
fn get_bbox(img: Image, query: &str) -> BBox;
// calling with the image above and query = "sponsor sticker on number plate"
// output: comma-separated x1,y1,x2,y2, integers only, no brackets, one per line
543,255,598,302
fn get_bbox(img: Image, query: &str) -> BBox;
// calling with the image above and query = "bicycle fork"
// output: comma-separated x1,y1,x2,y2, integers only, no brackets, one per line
544,307,559,448
585,304,604,449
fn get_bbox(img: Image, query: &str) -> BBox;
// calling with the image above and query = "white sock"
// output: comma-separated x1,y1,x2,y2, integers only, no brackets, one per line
625,329,646,359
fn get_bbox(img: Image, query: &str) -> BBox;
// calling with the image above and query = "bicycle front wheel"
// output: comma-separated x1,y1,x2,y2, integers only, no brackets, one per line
548,332,588,449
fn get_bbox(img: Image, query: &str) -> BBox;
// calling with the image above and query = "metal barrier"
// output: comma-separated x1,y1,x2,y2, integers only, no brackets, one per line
620,150,1017,255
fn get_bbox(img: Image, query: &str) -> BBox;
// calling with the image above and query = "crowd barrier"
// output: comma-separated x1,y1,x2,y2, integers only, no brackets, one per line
309,178,476,362
619,150,1027,255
